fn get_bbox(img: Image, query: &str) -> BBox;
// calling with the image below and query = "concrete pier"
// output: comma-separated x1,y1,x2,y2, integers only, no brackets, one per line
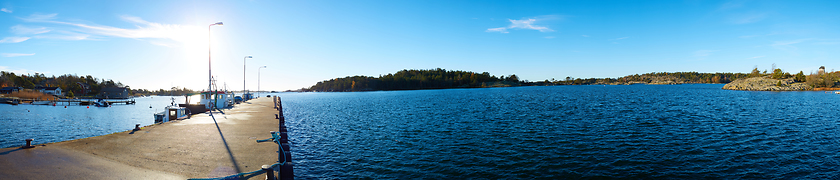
0,97,285,179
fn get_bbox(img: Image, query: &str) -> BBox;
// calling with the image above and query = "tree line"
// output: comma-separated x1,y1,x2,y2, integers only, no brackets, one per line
1,71,126,97
303,66,839,92
304,68,522,92
0,71,197,97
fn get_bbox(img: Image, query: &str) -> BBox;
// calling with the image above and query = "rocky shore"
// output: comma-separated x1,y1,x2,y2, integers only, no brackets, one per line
722,77,812,91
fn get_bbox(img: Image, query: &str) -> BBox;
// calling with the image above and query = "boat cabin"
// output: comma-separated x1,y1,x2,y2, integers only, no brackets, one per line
154,106,188,123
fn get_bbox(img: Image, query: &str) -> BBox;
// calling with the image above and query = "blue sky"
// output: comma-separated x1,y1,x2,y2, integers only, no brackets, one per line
1,0,839,91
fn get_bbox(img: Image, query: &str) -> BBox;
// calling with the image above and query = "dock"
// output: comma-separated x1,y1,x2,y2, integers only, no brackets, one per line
0,97,292,179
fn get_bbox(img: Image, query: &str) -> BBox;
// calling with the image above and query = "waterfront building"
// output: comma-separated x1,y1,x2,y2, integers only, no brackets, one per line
35,87,62,96
0,87,23,94
98,87,130,99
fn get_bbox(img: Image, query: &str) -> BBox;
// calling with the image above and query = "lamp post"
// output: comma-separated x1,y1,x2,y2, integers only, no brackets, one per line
208,22,222,109
243,55,252,96
258,66,267,98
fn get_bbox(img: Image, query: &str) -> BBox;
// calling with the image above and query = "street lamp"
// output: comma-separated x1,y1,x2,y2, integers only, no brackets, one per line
258,66,267,98
208,21,222,110
243,55,252,95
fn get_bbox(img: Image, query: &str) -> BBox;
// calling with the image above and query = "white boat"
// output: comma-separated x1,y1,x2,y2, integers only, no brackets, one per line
154,106,189,123
155,98,190,123
94,99,110,107
199,91,235,110
30,101,51,105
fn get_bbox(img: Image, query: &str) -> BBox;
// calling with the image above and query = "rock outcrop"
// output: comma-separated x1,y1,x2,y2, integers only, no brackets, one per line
722,77,812,91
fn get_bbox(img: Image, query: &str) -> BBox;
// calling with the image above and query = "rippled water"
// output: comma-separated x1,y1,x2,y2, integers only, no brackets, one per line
278,85,840,179
0,96,193,148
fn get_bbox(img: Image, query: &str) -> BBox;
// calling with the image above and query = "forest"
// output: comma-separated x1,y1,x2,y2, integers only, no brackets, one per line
0,71,196,97
304,68,521,92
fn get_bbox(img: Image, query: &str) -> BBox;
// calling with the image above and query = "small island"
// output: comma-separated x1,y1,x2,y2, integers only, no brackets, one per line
722,66,839,91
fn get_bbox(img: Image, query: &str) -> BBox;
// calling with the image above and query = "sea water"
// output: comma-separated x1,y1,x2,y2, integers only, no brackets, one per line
3,85,840,178
276,84,840,179
0,96,195,148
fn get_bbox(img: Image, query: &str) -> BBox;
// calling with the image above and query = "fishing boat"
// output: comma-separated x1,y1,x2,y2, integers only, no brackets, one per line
199,90,235,110
154,98,190,123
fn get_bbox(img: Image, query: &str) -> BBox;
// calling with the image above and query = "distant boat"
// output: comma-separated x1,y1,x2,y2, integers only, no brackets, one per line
1,97,20,105
31,101,51,105
94,99,110,107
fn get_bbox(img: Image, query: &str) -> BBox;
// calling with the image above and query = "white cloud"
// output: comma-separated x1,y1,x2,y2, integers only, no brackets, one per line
508,18,553,32
0,37,30,43
613,37,629,40
486,16,556,33
485,27,508,33
1,53,35,57
19,13,58,22
581,35,589,37
747,56,765,59
1,8,11,13
11,25,51,35
16,13,205,47
694,50,718,57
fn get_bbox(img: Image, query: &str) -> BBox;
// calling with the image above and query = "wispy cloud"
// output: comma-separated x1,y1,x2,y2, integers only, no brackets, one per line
0,37,30,43
613,37,629,40
19,13,58,22
729,13,767,24
694,50,718,57
772,39,807,46
0,8,11,13
771,39,811,51
486,15,558,33
544,36,555,39
11,25,50,35
581,35,589,37
747,56,765,59
0,66,47,74
16,13,205,47
1,53,35,57
485,27,508,33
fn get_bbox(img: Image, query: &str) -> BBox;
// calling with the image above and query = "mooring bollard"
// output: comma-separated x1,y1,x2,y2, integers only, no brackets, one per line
275,114,279,119
262,164,276,180
134,123,141,131
24,138,34,148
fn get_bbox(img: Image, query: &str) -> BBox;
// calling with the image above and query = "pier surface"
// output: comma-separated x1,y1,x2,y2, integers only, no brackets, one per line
0,97,281,179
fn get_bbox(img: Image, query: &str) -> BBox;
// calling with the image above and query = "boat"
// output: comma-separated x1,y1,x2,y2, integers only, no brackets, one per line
94,99,110,107
0,97,20,105
155,98,190,123
199,90,235,110
31,101,51,105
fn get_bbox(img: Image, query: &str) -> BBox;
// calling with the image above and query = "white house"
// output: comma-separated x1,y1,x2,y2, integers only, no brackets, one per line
36,87,62,96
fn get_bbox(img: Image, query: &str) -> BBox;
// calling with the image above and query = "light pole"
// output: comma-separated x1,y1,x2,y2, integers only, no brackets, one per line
258,66,267,98
243,55,252,96
208,22,222,109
